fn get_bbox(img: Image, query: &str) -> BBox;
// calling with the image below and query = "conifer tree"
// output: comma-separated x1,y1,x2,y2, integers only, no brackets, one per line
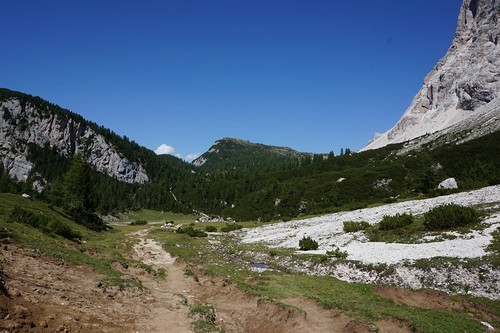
64,153,95,211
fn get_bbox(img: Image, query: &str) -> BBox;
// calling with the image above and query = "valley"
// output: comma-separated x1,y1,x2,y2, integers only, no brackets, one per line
0,189,499,332
1,0,500,331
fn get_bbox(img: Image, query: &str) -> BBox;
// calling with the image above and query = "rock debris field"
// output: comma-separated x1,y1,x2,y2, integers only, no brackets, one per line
241,185,500,265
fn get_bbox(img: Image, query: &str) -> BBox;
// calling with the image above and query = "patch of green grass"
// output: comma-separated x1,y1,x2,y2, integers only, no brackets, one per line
253,275,484,333
189,303,221,333
155,267,166,279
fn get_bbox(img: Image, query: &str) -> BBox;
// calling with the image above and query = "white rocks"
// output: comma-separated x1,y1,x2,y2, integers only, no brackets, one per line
363,0,500,151
192,156,207,167
0,98,149,184
240,185,500,265
438,177,458,189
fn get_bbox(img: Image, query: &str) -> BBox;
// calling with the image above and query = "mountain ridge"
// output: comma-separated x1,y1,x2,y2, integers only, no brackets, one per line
363,0,500,151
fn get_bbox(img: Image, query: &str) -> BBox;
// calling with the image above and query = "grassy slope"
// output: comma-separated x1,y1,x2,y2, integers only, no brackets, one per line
0,193,145,288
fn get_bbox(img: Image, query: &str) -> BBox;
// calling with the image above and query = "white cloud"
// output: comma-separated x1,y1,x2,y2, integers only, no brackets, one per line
185,153,201,162
155,144,176,155
154,144,200,163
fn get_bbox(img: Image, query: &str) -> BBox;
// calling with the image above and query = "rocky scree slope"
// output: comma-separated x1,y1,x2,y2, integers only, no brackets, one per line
0,93,148,188
364,0,500,151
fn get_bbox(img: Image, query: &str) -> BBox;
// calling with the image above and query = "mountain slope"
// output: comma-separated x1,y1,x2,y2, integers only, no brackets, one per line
363,0,500,151
0,88,149,187
192,137,315,172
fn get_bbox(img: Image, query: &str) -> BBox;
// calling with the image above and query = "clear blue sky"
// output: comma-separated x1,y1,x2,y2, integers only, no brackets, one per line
1,0,461,161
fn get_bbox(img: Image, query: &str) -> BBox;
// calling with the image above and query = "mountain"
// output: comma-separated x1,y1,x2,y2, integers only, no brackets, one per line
0,88,149,188
363,0,500,151
192,137,316,172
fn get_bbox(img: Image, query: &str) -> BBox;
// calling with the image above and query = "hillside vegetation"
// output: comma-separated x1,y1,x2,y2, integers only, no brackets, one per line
1,88,500,221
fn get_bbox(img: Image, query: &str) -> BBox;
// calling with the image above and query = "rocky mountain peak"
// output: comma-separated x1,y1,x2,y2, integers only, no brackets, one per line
363,0,500,151
0,92,149,188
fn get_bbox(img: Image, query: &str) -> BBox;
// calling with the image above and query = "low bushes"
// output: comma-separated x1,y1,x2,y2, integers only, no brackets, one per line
326,247,348,259
299,235,318,251
343,221,370,233
130,220,147,226
204,225,217,232
8,207,81,241
220,223,243,233
379,213,414,230
176,225,207,237
424,204,479,230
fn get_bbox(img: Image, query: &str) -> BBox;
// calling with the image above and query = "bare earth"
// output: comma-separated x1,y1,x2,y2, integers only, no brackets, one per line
0,228,494,332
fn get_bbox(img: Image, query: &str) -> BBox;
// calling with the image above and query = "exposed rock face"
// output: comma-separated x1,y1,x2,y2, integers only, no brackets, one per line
363,0,500,151
0,98,149,185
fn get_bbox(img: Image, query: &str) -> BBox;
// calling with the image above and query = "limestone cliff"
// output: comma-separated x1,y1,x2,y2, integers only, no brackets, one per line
363,0,500,151
0,97,149,187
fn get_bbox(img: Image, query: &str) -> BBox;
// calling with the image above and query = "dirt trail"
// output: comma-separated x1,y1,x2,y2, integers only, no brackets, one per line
131,229,197,333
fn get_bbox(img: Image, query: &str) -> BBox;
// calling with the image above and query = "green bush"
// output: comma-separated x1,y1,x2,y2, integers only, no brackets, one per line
379,213,414,230
204,225,217,232
326,247,348,259
343,221,370,233
220,223,243,233
424,204,479,230
130,220,147,226
176,225,207,237
299,235,318,251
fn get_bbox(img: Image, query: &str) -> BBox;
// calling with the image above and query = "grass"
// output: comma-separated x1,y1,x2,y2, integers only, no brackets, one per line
189,303,221,333
0,193,143,290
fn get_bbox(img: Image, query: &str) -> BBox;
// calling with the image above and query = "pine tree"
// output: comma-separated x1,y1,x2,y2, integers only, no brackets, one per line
64,154,95,211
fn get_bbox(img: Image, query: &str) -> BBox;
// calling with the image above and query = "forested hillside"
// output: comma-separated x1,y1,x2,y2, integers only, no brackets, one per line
1,88,499,222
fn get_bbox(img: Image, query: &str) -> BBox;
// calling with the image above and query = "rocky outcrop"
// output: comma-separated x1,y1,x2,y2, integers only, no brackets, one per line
0,98,148,185
363,0,500,151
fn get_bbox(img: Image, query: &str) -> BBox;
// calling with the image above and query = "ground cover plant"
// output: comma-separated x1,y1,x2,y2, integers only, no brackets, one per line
343,221,370,233
424,204,480,230
299,235,319,251
379,213,414,230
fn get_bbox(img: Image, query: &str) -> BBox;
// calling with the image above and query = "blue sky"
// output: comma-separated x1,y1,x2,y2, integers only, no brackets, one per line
1,1,461,161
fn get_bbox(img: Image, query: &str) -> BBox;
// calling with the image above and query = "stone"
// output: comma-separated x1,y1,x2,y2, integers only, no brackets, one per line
364,0,500,151
438,177,459,189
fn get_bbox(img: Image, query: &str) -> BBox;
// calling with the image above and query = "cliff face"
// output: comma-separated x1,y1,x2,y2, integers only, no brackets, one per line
363,0,500,151
0,97,148,187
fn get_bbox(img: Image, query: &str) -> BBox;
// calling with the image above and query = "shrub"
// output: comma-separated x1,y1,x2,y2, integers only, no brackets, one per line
220,223,243,233
299,235,318,251
424,204,479,230
176,225,207,237
343,221,370,233
379,213,414,230
130,220,147,226
326,247,348,259
204,226,217,232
